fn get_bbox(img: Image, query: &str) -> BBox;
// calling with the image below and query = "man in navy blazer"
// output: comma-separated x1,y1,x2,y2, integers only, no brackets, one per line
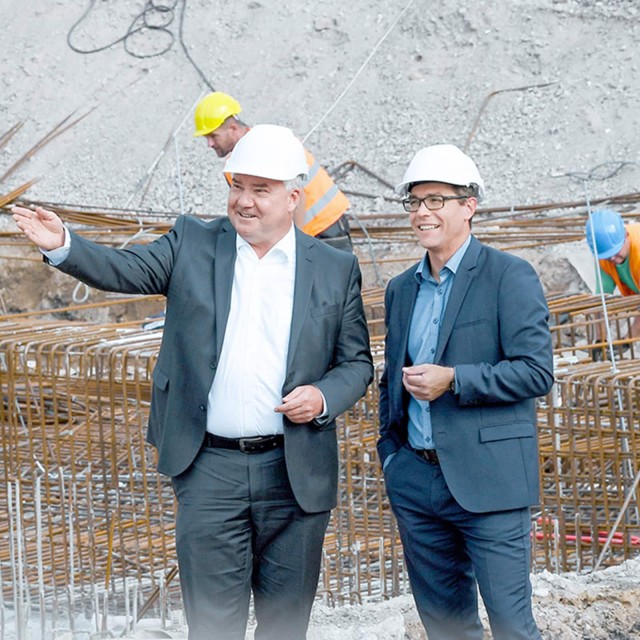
378,144,554,639
13,125,373,640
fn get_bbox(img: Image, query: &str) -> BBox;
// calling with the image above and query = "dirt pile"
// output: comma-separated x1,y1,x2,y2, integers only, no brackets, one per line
303,559,640,639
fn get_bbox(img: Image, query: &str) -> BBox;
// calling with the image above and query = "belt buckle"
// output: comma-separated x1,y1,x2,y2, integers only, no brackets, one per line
420,449,439,464
238,436,265,453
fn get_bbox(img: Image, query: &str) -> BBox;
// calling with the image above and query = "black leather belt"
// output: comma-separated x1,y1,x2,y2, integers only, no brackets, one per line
415,448,440,465
203,432,284,454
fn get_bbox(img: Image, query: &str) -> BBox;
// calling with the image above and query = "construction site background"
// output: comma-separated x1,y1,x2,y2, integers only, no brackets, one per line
2,0,640,638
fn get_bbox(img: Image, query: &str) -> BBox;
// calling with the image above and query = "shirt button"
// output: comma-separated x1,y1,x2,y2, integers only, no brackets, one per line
436,289,443,295
433,318,439,324
430,348,435,354
199,405,206,411
209,363,216,370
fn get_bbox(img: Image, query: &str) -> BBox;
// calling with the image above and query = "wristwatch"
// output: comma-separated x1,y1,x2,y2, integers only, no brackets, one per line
449,368,456,393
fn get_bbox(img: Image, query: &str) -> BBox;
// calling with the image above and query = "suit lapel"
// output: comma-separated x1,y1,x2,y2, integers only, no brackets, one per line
214,220,237,358
397,273,419,365
435,236,482,362
287,229,315,374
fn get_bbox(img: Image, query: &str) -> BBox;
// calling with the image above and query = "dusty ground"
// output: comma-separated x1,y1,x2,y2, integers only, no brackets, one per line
2,1,640,638
304,559,640,639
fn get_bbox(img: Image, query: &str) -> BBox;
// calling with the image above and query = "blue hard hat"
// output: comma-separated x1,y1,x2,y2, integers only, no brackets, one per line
585,209,626,259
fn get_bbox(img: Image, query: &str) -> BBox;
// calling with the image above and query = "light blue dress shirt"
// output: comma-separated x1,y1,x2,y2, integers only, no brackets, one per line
406,236,471,450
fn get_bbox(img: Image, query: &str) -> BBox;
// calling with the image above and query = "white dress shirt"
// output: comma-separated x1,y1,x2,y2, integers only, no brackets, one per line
206,226,296,437
43,224,302,437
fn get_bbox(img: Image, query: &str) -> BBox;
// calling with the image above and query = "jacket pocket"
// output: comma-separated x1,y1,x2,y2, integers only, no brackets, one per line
479,421,534,443
152,366,170,391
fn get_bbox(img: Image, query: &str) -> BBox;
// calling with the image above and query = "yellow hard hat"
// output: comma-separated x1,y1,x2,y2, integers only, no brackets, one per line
193,92,242,137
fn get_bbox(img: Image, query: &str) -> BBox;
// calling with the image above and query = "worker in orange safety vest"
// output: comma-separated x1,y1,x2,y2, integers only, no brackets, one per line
194,91,353,252
585,208,640,354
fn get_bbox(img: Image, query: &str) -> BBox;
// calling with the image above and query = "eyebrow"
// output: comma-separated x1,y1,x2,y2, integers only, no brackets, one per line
231,178,271,189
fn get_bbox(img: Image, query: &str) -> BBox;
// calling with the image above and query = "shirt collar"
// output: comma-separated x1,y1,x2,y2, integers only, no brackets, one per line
414,235,472,283
236,224,297,262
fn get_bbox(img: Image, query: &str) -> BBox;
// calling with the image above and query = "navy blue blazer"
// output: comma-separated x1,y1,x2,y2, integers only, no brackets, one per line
378,236,554,513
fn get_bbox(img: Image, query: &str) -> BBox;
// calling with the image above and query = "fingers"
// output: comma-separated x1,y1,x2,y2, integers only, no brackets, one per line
275,385,323,424
34,205,56,221
402,364,427,376
402,365,450,401
11,205,32,223
10,204,64,250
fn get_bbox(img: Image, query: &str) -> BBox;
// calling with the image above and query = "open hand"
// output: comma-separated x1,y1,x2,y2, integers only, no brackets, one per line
12,205,65,251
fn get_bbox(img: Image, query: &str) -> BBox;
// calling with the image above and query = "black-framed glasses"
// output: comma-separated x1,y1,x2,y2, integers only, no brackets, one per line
402,194,468,213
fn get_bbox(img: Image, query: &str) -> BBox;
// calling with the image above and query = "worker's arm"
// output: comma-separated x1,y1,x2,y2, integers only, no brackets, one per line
594,267,616,295
592,267,619,359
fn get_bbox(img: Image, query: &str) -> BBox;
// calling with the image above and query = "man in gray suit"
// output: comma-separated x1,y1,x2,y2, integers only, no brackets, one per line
12,124,373,640
377,144,554,639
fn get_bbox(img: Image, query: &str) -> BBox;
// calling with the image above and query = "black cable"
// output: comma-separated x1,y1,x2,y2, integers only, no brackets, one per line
553,161,637,183
178,0,215,91
67,0,214,89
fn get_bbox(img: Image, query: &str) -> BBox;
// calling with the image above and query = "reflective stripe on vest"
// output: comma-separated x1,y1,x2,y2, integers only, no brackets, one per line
301,149,350,237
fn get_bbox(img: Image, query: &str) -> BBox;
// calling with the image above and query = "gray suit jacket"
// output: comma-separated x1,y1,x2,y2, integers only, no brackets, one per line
55,216,373,513
378,236,554,513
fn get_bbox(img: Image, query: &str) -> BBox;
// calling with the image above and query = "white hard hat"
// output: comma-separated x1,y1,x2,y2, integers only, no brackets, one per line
395,144,485,202
224,124,309,182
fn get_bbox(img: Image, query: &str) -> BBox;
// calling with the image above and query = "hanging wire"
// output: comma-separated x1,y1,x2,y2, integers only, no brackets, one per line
574,166,640,571
302,0,416,144
124,90,204,211
67,0,215,90
584,183,619,369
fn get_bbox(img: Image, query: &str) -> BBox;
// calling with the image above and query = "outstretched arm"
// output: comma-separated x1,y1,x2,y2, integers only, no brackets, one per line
12,205,65,251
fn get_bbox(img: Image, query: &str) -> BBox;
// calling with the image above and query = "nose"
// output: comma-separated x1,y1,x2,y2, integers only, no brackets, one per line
413,200,432,215
236,190,254,208
206,136,216,149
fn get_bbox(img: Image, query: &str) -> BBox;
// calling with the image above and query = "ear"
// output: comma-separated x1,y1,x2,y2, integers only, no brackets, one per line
287,187,301,213
463,196,478,222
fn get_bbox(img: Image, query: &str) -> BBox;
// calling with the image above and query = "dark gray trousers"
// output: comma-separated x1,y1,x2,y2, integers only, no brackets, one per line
172,445,330,640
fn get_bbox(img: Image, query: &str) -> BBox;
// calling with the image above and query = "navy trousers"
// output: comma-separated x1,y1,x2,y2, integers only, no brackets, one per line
384,445,541,640
172,445,330,640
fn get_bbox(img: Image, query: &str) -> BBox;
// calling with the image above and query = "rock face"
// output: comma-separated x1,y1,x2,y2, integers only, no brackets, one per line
3,0,640,217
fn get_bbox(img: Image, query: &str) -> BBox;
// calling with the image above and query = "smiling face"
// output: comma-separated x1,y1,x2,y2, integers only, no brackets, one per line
409,182,476,266
227,174,300,257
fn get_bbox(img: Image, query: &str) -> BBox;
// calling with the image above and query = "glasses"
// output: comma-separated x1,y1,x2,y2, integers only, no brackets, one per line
402,194,468,213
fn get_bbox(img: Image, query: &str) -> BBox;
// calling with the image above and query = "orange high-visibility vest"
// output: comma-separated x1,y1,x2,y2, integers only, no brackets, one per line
300,149,350,236
600,223,640,295
224,146,350,237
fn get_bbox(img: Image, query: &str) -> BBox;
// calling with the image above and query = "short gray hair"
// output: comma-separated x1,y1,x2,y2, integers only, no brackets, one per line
284,175,305,191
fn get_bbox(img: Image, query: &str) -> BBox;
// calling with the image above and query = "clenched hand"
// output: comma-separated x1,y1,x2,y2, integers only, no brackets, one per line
275,385,324,424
